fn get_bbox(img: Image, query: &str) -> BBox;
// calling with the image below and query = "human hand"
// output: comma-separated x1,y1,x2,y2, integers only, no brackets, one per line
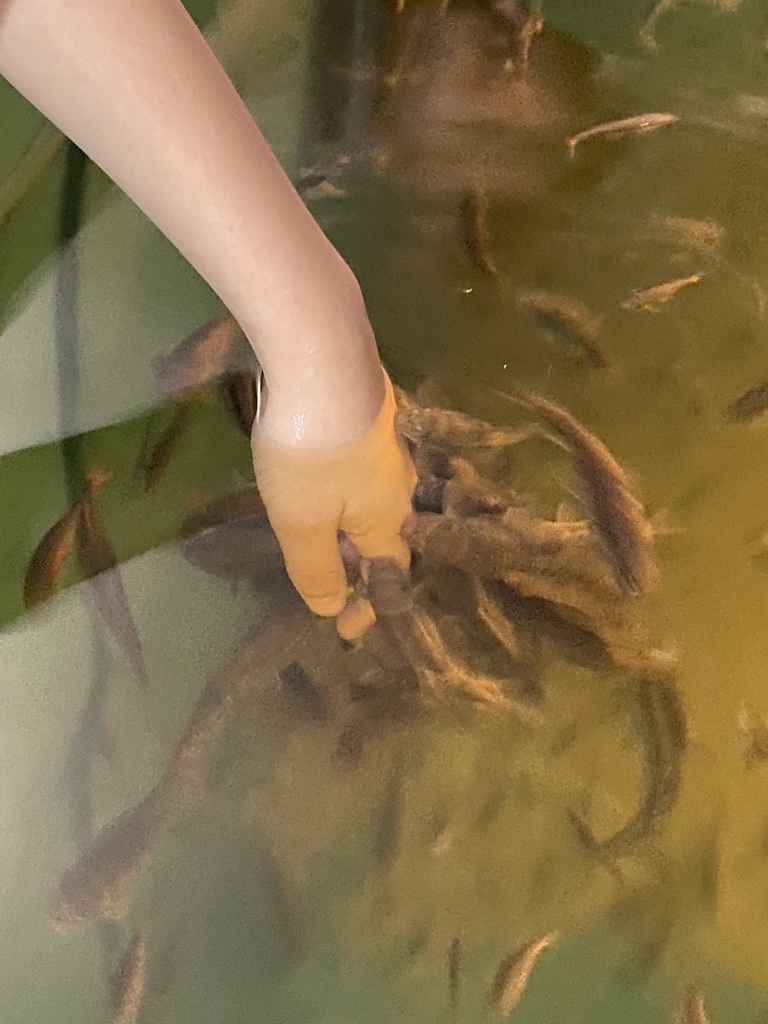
251,367,417,634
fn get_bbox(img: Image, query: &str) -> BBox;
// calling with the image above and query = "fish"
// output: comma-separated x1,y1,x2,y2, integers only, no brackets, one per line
23,499,84,609
112,929,148,1024
517,289,607,368
221,369,260,436
570,677,686,859
567,112,679,158
48,783,176,933
154,314,245,397
278,662,329,721
460,188,498,278
78,474,149,688
143,402,193,493
737,703,768,764
622,273,703,312
512,4,545,77
639,0,741,53
49,596,311,933
448,937,463,1019
496,389,658,596
396,405,546,452
488,932,558,1018
181,486,265,537
724,382,768,422
677,986,710,1024
403,511,564,580
649,215,724,257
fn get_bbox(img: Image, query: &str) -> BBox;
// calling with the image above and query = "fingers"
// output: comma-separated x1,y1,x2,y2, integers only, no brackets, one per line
269,518,349,616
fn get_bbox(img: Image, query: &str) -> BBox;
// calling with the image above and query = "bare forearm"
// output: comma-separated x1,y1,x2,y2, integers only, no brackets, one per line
0,0,383,444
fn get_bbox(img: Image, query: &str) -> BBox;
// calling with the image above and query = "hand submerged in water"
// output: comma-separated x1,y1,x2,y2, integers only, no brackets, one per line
251,328,416,636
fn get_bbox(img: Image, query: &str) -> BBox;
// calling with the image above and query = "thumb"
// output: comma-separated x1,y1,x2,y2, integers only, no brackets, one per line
269,518,349,617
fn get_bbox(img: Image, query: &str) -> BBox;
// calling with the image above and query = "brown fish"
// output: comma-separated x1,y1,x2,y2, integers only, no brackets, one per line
112,929,148,1024
649,216,723,257
396,405,544,452
460,188,498,278
79,471,149,688
567,112,679,157
622,273,703,312
737,703,768,764
448,936,463,1019
181,486,265,538
517,289,607,368
677,985,710,1024
49,783,175,933
221,369,260,436
24,500,84,609
49,595,310,933
154,314,244,397
488,932,558,1018
639,0,741,53
497,389,658,595
143,402,193,493
724,382,768,423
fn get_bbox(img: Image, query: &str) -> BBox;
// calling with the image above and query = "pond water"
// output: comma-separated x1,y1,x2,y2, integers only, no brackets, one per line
2,1,768,1022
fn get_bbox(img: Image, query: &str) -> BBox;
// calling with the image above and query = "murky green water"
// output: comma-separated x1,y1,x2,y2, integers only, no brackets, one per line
4,1,768,1021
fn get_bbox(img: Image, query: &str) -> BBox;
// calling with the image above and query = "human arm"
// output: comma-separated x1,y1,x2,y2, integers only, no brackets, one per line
0,0,415,621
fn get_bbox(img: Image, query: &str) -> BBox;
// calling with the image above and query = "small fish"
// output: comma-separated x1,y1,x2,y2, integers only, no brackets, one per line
221,369,259,436
512,5,545,77
639,0,741,53
737,703,768,764
48,784,175,933
724,381,768,422
143,402,193,493
79,471,149,687
181,486,265,537
448,937,463,1019
278,662,329,721
649,216,724,257
518,290,607,368
24,499,83,609
567,112,679,158
460,188,498,278
622,273,703,312
396,405,545,452
677,985,710,1024
497,389,658,595
154,314,244,397
488,932,558,1018
112,929,148,1024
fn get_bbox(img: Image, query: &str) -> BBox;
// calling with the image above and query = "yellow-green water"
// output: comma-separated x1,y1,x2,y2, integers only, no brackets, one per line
4,1,768,1021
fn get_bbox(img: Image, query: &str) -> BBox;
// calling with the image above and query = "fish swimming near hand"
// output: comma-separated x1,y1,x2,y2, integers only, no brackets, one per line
622,273,703,312
518,289,608,368
79,472,149,688
460,188,498,278
154,314,246,397
221,369,260,436
112,929,148,1024
488,932,558,1018
567,112,679,158
24,498,84,610
724,381,768,422
396,405,545,453
496,389,658,596
142,402,193,493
